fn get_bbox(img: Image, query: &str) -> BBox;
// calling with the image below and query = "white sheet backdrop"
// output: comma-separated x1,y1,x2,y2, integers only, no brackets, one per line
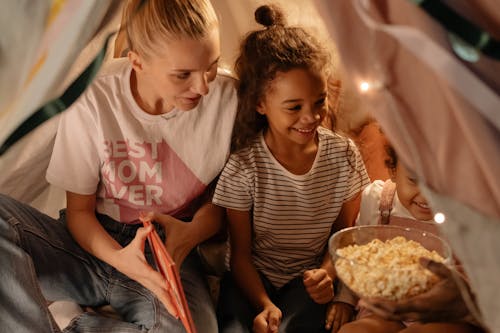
1,0,499,331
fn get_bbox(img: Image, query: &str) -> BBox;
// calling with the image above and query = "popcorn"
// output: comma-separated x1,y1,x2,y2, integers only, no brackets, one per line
334,236,445,300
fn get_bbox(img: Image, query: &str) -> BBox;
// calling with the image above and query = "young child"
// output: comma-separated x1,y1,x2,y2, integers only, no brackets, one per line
0,0,237,332
212,5,370,333
335,144,485,333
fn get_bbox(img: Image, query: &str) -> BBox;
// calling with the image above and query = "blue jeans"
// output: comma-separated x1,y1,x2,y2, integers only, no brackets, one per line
217,271,328,333
0,194,217,333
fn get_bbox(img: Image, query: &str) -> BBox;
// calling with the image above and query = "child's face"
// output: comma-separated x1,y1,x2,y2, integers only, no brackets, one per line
130,26,220,113
393,162,434,221
258,68,327,147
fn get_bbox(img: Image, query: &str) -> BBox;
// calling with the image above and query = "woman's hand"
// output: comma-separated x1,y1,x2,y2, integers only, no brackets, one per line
359,258,474,323
253,304,282,333
150,212,196,267
303,268,334,304
325,302,355,333
115,224,175,313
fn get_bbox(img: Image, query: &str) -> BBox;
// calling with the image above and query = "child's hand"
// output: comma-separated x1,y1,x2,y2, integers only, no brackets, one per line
325,302,354,333
253,304,282,333
359,258,473,323
303,268,334,304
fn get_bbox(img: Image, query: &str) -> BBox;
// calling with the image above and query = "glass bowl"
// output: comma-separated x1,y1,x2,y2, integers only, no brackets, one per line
329,225,452,301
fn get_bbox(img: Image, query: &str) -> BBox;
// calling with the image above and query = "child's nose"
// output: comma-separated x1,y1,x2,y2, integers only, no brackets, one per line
301,108,321,123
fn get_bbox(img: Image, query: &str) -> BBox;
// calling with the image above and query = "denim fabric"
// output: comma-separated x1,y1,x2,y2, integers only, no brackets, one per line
0,194,217,333
217,271,328,333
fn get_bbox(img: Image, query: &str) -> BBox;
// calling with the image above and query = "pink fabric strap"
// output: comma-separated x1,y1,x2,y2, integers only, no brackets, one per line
379,179,397,224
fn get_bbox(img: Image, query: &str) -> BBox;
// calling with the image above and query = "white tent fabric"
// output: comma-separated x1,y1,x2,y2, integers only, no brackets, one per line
0,0,123,146
0,0,499,331
314,0,500,331
0,0,123,216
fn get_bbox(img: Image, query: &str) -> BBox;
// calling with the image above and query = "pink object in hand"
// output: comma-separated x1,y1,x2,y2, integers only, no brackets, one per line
140,214,197,333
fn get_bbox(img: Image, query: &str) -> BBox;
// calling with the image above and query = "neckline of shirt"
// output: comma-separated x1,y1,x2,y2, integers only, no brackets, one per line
259,130,323,180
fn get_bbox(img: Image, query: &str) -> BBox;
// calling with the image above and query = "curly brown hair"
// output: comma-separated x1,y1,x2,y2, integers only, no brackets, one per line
385,144,398,171
231,4,332,152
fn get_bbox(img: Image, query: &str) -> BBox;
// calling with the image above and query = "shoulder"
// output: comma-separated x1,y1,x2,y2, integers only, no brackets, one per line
78,58,129,102
318,127,357,150
210,68,237,96
225,136,268,173
82,58,129,106
94,57,130,81
197,68,237,118
362,180,385,200
61,59,130,122
228,137,260,164
215,67,237,84
357,180,385,225
318,127,363,167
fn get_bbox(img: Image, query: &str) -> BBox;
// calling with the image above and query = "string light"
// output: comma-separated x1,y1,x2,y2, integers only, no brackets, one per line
358,80,384,93
359,81,370,92
434,212,446,224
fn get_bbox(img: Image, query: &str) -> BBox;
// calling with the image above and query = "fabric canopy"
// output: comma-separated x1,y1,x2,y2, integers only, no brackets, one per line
314,0,500,331
0,0,498,331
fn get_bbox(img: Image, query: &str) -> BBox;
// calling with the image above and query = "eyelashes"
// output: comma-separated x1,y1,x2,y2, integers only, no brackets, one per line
286,98,327,112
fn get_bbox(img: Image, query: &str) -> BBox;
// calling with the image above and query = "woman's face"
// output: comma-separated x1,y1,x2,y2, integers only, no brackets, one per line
257,68,328,148
130,25,220,114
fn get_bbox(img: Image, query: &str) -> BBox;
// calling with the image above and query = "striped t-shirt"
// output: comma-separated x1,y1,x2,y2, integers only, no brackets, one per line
213,127,370,287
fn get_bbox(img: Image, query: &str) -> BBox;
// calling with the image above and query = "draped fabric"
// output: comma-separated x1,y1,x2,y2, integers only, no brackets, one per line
0,0,122,215
0,0,499,330
314,0,500,331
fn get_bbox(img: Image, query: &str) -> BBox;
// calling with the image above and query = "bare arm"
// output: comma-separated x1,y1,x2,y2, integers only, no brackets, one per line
65,191,122,264
228,209,271,309
303,193,362,306
65,191,172,308
227,208,281,333
320,192,362,278
334,192,361,231
322,193,362,331
152,195,225,266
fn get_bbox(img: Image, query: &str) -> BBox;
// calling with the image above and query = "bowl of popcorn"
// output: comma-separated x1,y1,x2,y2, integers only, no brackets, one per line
329,225,452,301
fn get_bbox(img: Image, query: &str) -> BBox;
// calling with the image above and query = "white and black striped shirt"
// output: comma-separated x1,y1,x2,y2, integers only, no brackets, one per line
213,127,370,287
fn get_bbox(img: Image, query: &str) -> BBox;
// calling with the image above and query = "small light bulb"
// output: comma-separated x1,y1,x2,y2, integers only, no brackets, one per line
359,81,370,92
434,212,445,224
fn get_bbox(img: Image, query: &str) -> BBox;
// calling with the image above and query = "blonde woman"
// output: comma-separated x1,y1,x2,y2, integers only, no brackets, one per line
0,0,237,332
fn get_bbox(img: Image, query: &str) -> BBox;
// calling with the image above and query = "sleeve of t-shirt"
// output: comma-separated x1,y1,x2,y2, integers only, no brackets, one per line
344,139,371,202
46,93,101,195
212,152,253,211
356,180,384,226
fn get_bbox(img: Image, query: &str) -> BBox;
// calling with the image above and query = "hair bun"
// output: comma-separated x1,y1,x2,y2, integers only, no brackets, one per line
254,5,285,28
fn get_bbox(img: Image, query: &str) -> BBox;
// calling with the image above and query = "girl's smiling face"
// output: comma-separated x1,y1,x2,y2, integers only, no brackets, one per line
393,162,434,221
257,68,328,148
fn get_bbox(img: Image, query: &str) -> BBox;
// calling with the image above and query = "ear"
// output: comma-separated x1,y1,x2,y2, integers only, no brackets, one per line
256,100,266,115
389,167,397,182
128,50,144,73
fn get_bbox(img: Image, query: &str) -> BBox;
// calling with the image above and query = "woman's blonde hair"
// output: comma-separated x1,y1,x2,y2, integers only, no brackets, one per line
124,0,218,60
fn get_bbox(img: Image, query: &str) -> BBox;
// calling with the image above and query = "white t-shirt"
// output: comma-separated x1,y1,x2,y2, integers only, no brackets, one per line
213,127,370,287
47,58,237,223
357,180,415,226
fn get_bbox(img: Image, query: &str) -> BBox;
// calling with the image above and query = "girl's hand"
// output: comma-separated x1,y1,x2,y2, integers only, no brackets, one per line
325,302,354,333
149,212,196,267
115,224,174,312
253,304,282,333
303,268,334,304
